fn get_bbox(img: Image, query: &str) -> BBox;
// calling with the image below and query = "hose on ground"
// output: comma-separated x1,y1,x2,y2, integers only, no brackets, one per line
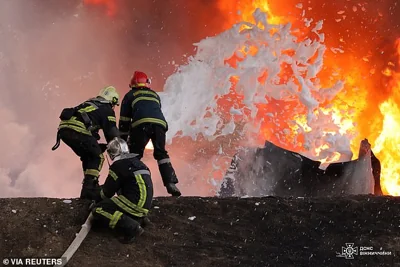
56,212,94,267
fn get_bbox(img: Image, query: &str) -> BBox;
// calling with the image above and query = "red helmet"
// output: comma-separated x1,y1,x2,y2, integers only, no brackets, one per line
129,71,151,87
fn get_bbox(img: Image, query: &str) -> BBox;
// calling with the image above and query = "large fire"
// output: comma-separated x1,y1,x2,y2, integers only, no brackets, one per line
82,0,399,196
373,39,400,195
216,0,400,196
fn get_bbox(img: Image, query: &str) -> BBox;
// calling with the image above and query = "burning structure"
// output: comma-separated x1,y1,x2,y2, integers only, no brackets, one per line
0,0,398,200
77,1,400,198
159,1,400,197
218,138,382,197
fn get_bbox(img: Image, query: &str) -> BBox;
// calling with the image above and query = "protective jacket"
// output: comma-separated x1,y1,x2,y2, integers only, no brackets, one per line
99,153,154,218
119,87,167,140
58,97,119,142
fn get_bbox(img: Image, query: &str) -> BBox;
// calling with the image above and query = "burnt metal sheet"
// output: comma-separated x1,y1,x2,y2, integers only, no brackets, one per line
218,139,382,197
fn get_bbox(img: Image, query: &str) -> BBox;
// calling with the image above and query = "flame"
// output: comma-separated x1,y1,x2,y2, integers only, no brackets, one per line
216,1,400,195
83,0,117,17
217,0,285,29
145,140,154,150
373,39,400,195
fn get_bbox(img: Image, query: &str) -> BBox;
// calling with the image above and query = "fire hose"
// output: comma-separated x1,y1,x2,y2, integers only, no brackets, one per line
54,154,110,267
56,211,94,267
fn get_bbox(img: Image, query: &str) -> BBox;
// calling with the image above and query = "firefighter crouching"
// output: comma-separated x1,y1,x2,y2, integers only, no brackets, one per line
91,137,153,243
119,70,181,197
51,86,120,200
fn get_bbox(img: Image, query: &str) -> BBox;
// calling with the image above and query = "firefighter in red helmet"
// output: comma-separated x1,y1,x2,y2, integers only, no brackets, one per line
118,71,181,196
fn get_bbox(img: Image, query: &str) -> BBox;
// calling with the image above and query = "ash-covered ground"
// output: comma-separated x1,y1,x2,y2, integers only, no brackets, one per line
0,196,399,267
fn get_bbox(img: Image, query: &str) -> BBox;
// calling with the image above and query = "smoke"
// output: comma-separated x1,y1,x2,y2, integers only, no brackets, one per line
1,0,398,198
0,0,225,198
159,1,400,197
0,0,106,198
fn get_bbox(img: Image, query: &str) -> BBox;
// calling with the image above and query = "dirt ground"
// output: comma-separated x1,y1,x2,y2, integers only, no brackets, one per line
0,195,400,267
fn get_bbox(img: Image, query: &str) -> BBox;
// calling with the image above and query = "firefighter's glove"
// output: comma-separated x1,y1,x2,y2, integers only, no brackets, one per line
99,143,108,153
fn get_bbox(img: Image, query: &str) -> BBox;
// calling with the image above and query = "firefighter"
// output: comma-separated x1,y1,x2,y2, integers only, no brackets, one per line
51,86,120,200
91,137,153,243
118,71,181,197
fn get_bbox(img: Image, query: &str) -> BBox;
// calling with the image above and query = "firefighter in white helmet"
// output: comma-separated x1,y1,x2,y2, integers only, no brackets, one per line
52,86,120,200
91,137,153,243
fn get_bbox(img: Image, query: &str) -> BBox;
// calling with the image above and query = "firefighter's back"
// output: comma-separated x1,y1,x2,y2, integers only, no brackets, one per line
129,87,167,127
112,154,154,211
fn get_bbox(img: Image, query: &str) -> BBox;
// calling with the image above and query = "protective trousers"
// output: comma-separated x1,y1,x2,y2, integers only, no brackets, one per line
58,128,104,199
128,123,178,186
91,198,148,243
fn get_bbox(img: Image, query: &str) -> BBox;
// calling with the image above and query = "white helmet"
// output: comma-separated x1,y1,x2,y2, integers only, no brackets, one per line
98,86,119,106
107,137,129,160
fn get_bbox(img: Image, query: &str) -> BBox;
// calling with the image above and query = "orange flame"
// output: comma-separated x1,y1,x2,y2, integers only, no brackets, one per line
216,0,400,195
373,39,400,195
83,0,117,17
217,0,285,28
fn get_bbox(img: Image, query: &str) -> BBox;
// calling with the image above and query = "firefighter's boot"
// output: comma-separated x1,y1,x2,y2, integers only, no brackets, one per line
80,176,101,200
116,215,144,244
158,161,181,196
